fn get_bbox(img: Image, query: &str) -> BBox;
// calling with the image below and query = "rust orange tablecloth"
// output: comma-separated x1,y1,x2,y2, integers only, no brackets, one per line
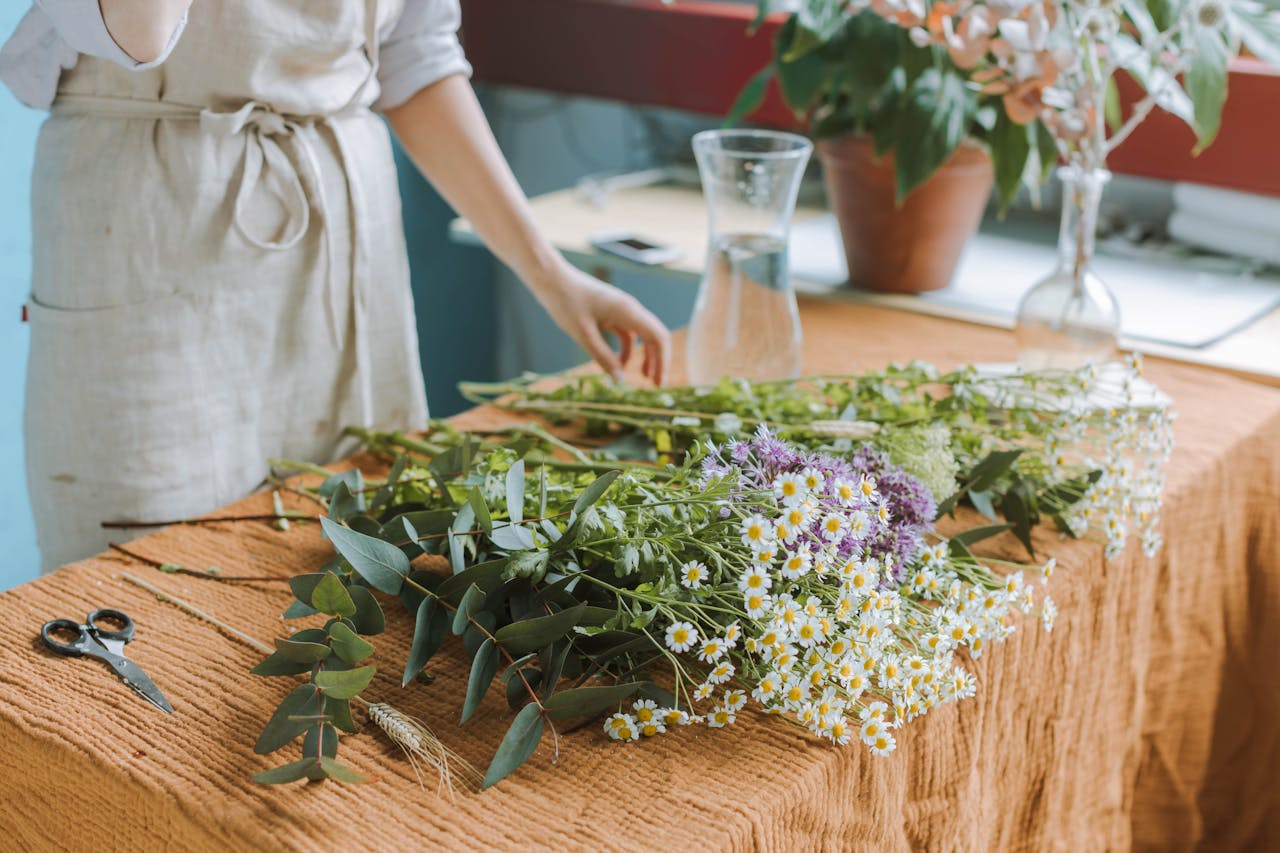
0,302,1277,852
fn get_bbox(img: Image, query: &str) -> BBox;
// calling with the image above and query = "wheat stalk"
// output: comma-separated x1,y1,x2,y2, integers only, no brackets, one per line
119,572,478,794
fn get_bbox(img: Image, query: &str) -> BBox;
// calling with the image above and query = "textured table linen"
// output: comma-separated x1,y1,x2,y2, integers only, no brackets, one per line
0,301,1276,852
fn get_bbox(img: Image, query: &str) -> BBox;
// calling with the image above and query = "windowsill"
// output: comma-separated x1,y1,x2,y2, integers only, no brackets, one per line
449,174,1280,386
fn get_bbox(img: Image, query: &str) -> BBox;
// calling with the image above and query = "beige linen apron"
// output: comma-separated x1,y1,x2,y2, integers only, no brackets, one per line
26,0,428,572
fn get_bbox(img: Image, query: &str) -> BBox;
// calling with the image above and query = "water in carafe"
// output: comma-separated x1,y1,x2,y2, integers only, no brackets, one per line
686,234,802,386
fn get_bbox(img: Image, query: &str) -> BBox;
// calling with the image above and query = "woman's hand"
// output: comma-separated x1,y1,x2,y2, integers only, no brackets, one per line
531,261,670,385
386,77,672,386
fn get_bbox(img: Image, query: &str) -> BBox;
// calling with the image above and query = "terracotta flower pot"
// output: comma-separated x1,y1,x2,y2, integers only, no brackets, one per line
816,135,994,294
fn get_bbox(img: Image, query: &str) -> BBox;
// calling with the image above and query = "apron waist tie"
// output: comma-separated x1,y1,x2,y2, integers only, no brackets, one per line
51,94,374,423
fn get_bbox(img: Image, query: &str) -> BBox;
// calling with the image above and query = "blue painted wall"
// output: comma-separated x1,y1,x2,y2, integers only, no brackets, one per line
0,4,42,590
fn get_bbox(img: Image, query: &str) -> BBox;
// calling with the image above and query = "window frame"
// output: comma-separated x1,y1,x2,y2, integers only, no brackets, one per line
461,0,1280,196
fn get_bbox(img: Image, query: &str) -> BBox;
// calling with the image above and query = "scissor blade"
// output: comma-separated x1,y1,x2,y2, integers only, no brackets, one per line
105,655,174,714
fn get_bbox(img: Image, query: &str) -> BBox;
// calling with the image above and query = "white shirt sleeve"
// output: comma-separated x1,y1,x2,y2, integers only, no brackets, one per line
0,2,187,109
375,0,472,112
35,0,186,69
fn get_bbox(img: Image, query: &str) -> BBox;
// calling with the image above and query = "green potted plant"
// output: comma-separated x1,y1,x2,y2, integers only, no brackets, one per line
731,4,1045,293
729,0,1280,296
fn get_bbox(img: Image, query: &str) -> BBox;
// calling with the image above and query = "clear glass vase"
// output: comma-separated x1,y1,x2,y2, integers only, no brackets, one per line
686,129,812,386
1015,165,1121,370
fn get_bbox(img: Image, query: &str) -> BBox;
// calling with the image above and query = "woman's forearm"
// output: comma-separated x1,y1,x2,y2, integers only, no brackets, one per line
100,0,191,63
385,75,568,296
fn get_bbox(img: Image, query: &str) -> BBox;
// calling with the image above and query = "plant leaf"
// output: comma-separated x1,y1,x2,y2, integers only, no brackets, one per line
302,722,339,759
468,488,493,536
329,698,358,734
543,682,644,721
317,756,373,784
250,651,313,677
346,585,385,635
506,460,526,523
403,597,448,686
892,67,973,201
370,456,408,515
725,63,774,128
573,470,621,517
494,603,586,656
462,638,501,724
273,637,331,663
254,685,321,754
482,703,545,789
322,516,409,595
1187,25,1229,153
252,758,318,785
328,622,374,664
314,666,375,700
453,584,486,635
949,523,1012,548
436,557,511,604
991,109,1031,212
311,572,356,618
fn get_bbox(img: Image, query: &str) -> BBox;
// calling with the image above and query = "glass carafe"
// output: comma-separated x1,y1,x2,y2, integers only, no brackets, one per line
686,129,812,386
1015,165,1121,369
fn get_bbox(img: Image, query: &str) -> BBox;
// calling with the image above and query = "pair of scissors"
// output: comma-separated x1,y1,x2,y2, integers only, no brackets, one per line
40,609,174,714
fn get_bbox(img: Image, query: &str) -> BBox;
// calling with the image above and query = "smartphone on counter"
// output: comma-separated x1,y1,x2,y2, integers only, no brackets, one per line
589,233,684,266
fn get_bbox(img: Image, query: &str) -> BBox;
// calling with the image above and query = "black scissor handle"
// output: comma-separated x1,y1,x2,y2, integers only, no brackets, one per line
86,609,135,643
41,619,92,657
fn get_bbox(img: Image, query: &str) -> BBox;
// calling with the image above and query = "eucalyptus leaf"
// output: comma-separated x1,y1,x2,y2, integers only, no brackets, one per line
321,516,409,595
436,557,511,604
468,488,493,536
282,599,320,620
254,685,321,754
506,669,542,709
250,651,312,677
490,522,537,551
453,584,486,635
328,622,374,664
252,757,318,785
318,469,364,502
347,585,386,635
311,572,356,618
494,603,586,656
370,456,408,515
949,523,1012,548
329,697,358,734
482,703,545,789
403,597,448,686
274,637,331,663
543,682,643,721
506,459,526,523
317,756,373,784
462,638,500,723
303,723,339,759
314,666,375,700
327,481,362,523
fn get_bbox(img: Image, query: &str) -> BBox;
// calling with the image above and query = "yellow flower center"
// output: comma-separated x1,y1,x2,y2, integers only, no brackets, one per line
672,629,688,645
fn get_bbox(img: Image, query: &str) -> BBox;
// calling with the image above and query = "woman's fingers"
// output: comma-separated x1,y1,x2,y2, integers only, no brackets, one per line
580,322,624,381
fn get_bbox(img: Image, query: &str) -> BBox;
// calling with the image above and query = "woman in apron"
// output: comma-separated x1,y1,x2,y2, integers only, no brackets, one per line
1,0,670,572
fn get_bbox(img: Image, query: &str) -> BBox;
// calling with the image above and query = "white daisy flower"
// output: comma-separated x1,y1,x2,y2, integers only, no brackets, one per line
773,473,807,506
664,621,697,653
707,705,736,728
680,560,708,589
743,591,772,618
738,566,773,593
740,514,772,549
706,661,735,684
697,638,726,663
605,713,639,742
